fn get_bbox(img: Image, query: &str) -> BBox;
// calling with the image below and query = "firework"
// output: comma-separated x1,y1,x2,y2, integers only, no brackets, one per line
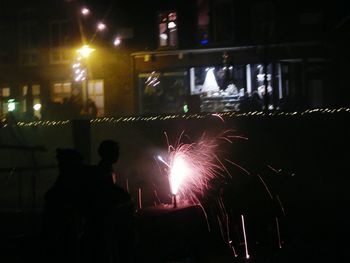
241,214,250,259
138,188,142,210
158,131,240,204
276,217,282,248
152,129,289,260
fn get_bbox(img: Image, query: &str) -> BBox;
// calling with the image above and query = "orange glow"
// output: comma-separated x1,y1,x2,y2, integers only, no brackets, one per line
77,45,95,58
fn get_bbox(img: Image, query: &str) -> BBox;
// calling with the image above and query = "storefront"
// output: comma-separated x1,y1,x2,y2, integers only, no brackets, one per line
132,42,326,114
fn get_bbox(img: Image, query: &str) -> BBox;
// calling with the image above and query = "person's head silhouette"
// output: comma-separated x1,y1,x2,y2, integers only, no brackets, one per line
98,140,120,165
56,148,83,172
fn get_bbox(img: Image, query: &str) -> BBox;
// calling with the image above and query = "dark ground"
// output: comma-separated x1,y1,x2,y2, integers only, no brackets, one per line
0,111,348,262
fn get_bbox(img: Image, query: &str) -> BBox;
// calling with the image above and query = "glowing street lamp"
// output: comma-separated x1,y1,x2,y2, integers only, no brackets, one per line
113,37,121,46
76,45,95,104
97,22,106,31
77,45,95,58
81,7,90,16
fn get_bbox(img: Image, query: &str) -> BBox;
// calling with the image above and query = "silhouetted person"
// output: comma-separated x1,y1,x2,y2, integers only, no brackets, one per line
42,148,85,263
84,140,135,263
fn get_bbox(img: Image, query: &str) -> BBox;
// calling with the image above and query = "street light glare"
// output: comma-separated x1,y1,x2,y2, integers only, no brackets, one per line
77,45,95,58
97,22,106,31
81,7,90,16
114,37,121,46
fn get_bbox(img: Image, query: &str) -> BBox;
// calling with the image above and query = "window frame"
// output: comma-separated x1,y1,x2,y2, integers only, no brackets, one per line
158,10,178,48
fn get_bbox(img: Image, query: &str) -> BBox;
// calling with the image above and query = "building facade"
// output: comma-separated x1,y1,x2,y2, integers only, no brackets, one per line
0,0,134,120
131,0,349,115
0,0,348,119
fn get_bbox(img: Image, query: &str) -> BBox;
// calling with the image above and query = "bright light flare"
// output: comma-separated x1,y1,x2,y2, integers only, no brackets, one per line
97,22,106,31
81,7,90,16
33,103,41,111
7,99,16,112
168,21,176,29
113,37,121,46
169,153,189,195
77,45,95,58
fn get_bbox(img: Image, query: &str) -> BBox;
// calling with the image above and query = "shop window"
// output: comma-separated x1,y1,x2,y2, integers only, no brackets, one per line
51,82,72,103
249,64,274,109
190,66,246,112
247,63,287,110
139,71,187,114
87,80,104,116
158,11,178,48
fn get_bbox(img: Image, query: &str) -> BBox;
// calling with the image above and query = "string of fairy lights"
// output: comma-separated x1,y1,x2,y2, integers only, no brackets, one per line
1,107,348,127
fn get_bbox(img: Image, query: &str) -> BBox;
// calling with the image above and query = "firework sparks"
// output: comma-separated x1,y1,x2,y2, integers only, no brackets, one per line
138,188,142,210
241,214,250,259
211,113,225,122
276,217,282,248
159,132,234,201
153,129,290,260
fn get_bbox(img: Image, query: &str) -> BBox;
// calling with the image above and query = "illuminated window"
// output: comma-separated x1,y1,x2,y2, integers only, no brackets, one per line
32,84,40,95
51,82,72,103
87,80,104,116
1,87,10,97
21,84,41,118
0,86,10,115
139,71,187,114
158,11,178,47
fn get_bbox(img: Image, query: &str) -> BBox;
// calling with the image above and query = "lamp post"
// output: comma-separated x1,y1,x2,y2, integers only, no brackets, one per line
76,45,95,105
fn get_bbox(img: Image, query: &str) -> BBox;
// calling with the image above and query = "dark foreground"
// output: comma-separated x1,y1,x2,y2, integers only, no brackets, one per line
0,111,349,262
0,199,347,263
